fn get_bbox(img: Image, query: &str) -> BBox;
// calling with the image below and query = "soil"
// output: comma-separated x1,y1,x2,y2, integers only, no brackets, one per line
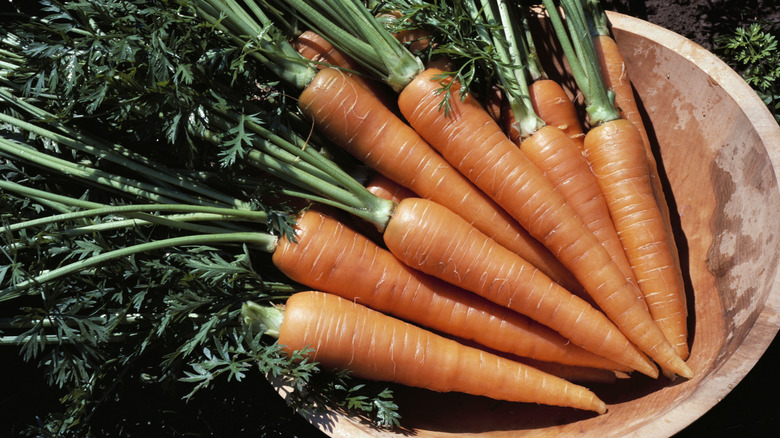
602,0,780,51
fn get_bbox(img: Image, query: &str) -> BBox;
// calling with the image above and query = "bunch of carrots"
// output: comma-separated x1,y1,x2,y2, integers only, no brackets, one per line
220,0,691,417
0,0,692,425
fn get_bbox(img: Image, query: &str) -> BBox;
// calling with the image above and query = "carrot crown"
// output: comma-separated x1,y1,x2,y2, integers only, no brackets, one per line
272,0,425,92
242,300,284,338
583,0,610,37
194,0,319,90
466,0,547,139
541,0,619,126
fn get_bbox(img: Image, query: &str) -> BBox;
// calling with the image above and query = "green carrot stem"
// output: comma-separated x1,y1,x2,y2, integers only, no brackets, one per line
0,202,269,234
197,123,395,232
241,300,283,338
206,109,344,188
277,0,423,92
543,0,619,125
582,0,610,37
195,0,317,89
0,89,248,209
471,0,546,138
0,231,278,302
0,180,251,237
0,136,191,205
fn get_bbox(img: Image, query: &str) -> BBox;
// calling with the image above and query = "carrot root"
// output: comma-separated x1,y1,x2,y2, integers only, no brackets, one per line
279,291,608,414
583,119,690,363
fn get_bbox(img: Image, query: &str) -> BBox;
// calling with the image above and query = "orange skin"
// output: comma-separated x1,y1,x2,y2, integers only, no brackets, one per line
297,67,582,294
272,209,628,371
383,197,657,377
292,30,396,109
583,119,689,360
279,291,608,414
529,79,586,147
396,68,692,379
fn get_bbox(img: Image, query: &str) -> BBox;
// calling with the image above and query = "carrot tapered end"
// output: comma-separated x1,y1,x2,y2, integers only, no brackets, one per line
661,356,694,380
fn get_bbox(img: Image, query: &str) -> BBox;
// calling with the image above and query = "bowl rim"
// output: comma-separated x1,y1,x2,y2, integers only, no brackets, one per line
606,10,780,438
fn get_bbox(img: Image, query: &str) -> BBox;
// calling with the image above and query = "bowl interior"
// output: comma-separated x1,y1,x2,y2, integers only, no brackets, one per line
285,12,780,438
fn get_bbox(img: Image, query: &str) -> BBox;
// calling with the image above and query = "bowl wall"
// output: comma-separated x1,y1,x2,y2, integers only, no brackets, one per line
285,11,780,438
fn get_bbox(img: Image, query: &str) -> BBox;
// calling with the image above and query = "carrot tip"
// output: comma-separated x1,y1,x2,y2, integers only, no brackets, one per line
635,361,659,379
663,358,694,380
677,362,695,380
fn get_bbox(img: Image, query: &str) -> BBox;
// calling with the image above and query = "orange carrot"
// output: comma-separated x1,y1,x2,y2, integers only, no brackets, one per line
298,67,582,293
217,0,687,377
457,0,637,302
591,33,688,359
488,30,638,292
591,35,652,169
292,30,361,73
583,119,689,360
517,358,619,384
529,79,586,147
382,197,657,377
269,0,691,377
253,291,608,414
396,69,690,379
272,209,629,371
499,80,586,147
550,0,689,362
515,102,640,291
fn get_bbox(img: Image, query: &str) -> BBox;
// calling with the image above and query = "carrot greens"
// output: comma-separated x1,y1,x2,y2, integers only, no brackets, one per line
0,0,402,434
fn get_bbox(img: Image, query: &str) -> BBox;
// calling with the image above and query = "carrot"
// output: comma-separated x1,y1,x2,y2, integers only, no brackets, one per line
298,67,582,293
292,30,362,74
397,69,691,378
193,70,640,374
276,0,691,378
547,0,689,362
585,1,688,359
517,358,620,384
272,208,630,371
529,79,586,146
196,105,659,378
245,291,608,414
585,1,679,241
517,126,639,292
583,120,689,360
492,3,586,146
250,9,582,292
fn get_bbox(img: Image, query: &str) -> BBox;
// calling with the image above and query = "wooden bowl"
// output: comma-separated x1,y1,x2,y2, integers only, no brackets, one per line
275,11,780,438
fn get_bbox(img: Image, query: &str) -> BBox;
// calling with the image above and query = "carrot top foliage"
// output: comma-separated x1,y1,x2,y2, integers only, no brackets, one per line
1,0,401,434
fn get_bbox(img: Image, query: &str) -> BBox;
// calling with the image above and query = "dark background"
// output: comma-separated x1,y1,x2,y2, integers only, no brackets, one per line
2,1,779,437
